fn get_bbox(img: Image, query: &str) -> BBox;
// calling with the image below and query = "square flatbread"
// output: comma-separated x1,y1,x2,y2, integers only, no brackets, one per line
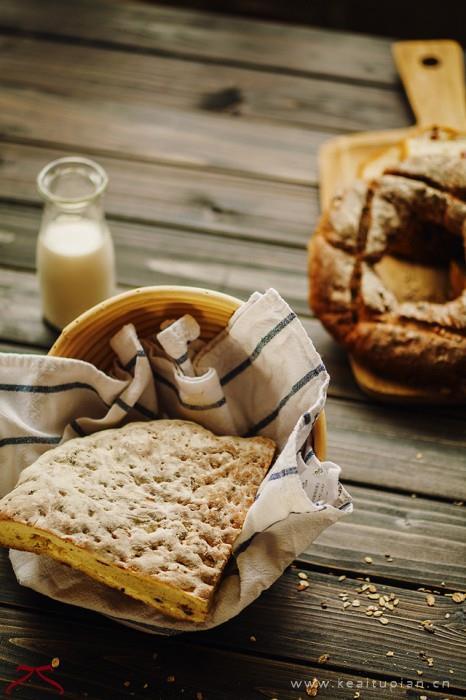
0,420,275,621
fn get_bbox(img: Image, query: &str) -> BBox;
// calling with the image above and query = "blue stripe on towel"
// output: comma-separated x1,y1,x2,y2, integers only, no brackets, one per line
123,349,146,372
114,397,158,420
174,351,189,365
269,466,298,481
0,435,61,448
70,419,86,437
0,382,100,395
304,449,315,461
245,363,326,436
220,312,296,386
154,371,226,411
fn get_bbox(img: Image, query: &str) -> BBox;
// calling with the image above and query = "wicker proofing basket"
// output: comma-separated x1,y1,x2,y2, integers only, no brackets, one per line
49,285,326,459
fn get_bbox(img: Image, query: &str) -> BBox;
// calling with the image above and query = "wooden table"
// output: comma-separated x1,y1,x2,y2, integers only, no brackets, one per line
0,1,465,698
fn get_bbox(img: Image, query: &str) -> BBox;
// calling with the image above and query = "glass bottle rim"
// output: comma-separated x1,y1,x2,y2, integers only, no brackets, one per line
37,156,108,205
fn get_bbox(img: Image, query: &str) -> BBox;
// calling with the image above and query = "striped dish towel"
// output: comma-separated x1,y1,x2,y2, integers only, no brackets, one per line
2,288,352,633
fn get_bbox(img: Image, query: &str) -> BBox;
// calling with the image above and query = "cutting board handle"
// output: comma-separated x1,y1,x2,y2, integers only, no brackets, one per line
393,40,466,131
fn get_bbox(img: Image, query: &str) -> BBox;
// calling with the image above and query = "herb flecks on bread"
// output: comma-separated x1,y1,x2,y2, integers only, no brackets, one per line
0,420,275,622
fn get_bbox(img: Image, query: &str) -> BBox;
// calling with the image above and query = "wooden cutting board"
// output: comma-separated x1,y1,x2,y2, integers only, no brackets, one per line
318,39,466,402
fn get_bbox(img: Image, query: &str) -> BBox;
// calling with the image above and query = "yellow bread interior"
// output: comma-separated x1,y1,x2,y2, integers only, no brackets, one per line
0,519,209,621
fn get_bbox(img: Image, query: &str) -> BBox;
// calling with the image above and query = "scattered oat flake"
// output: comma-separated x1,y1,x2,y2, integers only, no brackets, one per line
364,556,373,564
421,619,435,633
445,612,451,618
368,584,377,593
51,658,60,669
143,684,149,689
318,654,330,664
416,452,423,459
453,500,464,506
366,610,373,616
420,696,427,700
343,601,351,609
386,650,394,657
373,610,383,618
298,581,310,591
167,676,175,683
367,593,379,600
393,598,400,606
305,677,319,697
352,600,361,607
298,572,308,580
426,594,435,607
338,575,346,581
452,592,465,603
385,556,393,562
250,635,257,642
124,681,131,688
379,617,389,625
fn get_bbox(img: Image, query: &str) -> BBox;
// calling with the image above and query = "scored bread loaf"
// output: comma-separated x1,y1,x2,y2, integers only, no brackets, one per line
0,420,275,621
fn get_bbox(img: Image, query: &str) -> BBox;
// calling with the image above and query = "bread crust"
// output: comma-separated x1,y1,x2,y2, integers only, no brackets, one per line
309,153,466,397
0,420,275,621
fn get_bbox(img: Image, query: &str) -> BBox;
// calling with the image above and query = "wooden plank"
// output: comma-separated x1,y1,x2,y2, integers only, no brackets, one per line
306,485,466,586
0,85,324,185
0,552,464,693
0,142,318,246
326,400,466,500
0,215,310,317
199,568,466,691
0,37,409,135
0,0,398,87
0,602,461,700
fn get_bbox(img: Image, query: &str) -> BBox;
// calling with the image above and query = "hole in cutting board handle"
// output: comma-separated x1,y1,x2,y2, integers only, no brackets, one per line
421,55,440,67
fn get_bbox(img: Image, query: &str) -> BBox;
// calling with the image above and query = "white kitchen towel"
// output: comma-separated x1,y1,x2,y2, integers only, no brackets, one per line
0,288,352,633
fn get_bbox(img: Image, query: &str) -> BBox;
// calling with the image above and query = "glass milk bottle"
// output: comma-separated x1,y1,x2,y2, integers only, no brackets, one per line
36,156,116,330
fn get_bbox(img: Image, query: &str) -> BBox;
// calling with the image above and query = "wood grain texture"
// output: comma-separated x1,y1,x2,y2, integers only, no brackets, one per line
325,400,466,500
0,551,464,695
0,85,324,185
0,142,318,246
393,39,466,130
307,485,466,586
199,568,466,690
0,609,461,700
0,206,310,314
0,0,397,86
0,37,410,134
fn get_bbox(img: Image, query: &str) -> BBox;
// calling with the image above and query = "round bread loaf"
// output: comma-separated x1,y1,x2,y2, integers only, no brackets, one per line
309,153,466,398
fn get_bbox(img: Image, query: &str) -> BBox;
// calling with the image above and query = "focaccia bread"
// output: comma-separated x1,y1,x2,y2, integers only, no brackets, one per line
0,420,275,621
